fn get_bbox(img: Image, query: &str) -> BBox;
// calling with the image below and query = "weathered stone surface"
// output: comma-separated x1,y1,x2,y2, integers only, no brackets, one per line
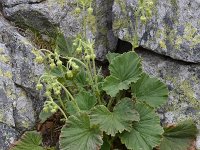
113,0,200,63
1,0,117,61
135,48,200,148
0,15,44,149
0,0,200,149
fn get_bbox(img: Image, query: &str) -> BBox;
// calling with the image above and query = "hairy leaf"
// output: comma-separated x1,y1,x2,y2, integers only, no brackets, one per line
131,73,168,107
74,70,88,87
120,103,163,150
106,52,120,63
103,52,142,97
75,91,97,111
160,120,198,150
39,109,54,123
66,91,97,115
90,98,140,136
59,113,103,150
11,131,43,150
49,66,67,77
55,32,74,56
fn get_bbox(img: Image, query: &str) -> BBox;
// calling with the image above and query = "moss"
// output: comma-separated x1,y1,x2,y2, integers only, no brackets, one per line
0,55,10,64
0,47,4,53
86,14,96,34
6,89,16,100
166,76,200,111
179,80,199,107
113,19,129,30
0,69,3,76
0,114,3,122
4,71,13,79
21,120,30,128
159,40,167,49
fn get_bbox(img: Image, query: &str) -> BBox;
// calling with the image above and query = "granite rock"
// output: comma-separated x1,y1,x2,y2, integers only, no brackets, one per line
113,0,200,63
0,15,44,149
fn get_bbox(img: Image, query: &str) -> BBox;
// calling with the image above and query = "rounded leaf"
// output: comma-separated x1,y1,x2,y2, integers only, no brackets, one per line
120,102,164,150
60,113,103,150
90,98,140,136
160,120,198,150
103,52,142,97
131,73,168,107
11,131,43,150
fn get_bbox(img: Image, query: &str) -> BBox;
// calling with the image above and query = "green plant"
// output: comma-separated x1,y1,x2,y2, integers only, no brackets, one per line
11,0,198,150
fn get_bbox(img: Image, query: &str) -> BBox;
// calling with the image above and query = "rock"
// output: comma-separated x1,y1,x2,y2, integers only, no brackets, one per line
0,15,44,150
113,0,200,63
1,0,118,61
135,48,200,148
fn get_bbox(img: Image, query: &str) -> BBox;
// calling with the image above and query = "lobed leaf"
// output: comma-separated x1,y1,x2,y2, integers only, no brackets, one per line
11,131,43,150
55,32,74,57
59,113,103,150
39,109,54,123
103,51,142,97
160,120,198,150
106,52,120,63
131,73,168,108
120,102,163,150
90,98,139,136
66,91,97,115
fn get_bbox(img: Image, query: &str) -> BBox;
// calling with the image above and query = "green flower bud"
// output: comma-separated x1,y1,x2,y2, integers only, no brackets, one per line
76,47,82,53
45,91,51,97
50,63,56,69
43,107,49,112
90,54,96,59
54,105,58,110
75,7,81,14
73,64,79,70
67,70,73,78
57,60,62,66
140,16,147,22
51,108,57,113
148,1,153,6
146,9,152,17
73,42,77,46
87,7,93,15
36,83,43,90
55,90,61,95
35,56,43,63
85,55,91,60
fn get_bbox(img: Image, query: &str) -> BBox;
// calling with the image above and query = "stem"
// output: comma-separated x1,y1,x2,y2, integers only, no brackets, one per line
61,56,87,68
58,95,67,113
57,82,80,112
107,97,115,110
92,57,101,104
83,5,87,40
49,97,68,120
86,59,96,95
40,49,54,54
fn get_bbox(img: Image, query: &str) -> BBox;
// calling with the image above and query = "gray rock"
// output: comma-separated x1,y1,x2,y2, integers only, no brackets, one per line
113,0,200,63
0,15,44,149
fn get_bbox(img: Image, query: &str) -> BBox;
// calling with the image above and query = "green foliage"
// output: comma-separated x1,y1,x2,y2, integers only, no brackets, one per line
120,103,164,150
59,113,103,150
13,0,198,149
103,52,142,97
11,131,43,150
90,98,139,136
160,120,198,150
131,73,168,107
